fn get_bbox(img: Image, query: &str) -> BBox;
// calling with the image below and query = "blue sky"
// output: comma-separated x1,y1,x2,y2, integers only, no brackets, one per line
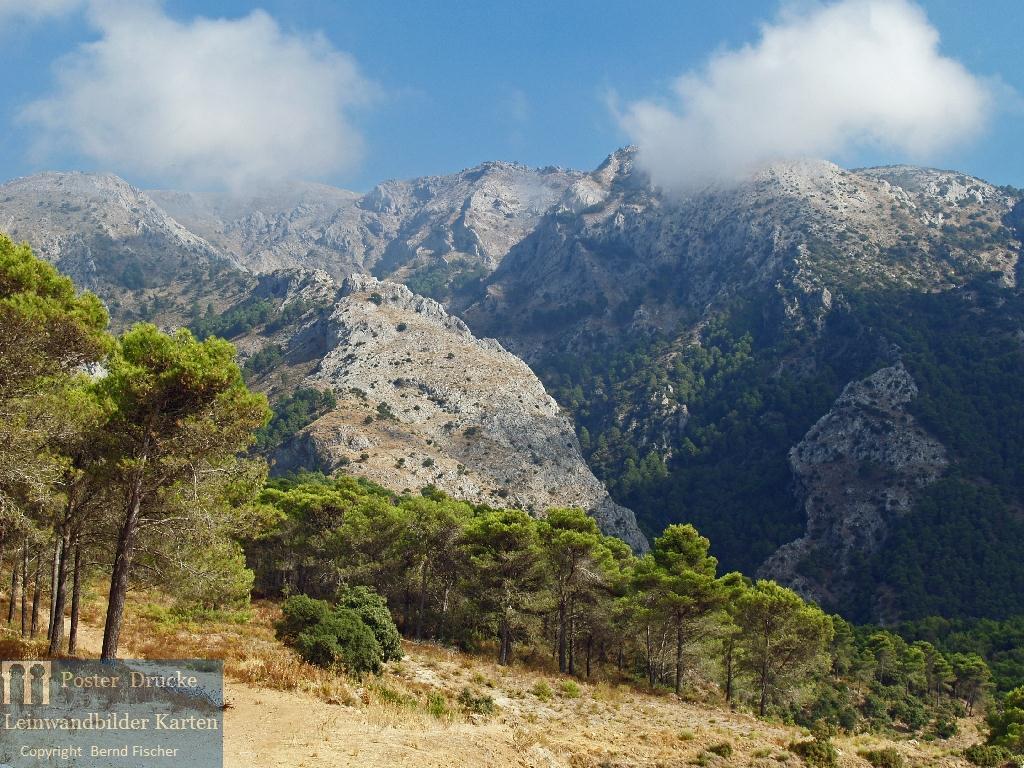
0,0,1021,191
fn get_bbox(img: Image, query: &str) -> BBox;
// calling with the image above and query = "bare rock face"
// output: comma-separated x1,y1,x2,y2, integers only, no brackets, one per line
759,363,948,608
0,171,251,328
463,150,1019,362
267,273,647,552
150,162,582,289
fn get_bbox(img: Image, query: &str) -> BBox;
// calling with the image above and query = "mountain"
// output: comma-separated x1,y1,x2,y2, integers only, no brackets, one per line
203,269,647,550
0,171,253,328
458,149,1023,621
462,149,1019,356
150,161,581,300
2,153,1022,622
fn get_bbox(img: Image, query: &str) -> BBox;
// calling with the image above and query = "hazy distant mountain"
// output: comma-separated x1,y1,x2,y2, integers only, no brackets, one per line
0,171,253,328
150,162,581,300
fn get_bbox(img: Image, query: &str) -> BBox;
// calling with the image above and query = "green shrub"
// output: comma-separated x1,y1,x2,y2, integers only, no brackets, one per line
858,748,904,768
294,609,381,674
964,745,1014,767
457,687,496,715
337,585,403,663
368,292,383,305
932,716,959,739
708,742,733,759
425,691,450,719
276,592,397,676
988,686,1024,752
789,736,838,768
276,594,331,642
532,681,553,701
559,680,581,698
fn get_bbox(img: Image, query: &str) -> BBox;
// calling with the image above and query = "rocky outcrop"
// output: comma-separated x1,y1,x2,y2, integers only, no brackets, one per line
264,273,647,552
463,150,1019,361
150,162,582,290
760,363,948,608
0,171,252,328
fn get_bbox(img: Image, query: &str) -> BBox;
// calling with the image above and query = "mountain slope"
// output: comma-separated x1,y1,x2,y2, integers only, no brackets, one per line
224,270,647,551
3,153,1022,620
458,149,1022,620
150,161,581,299
0,171,253,328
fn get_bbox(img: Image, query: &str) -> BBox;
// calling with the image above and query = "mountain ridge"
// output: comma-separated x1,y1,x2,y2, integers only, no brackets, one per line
1,151,1021,620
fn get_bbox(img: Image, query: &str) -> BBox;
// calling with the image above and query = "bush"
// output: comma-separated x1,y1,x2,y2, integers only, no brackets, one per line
964,745,1015,767
276,593,397,676
457,687,496,715
789,736,838,768
559,680,581,698
532,681,553,701
337,585,403,663
276,594,331,642
708,742,733,759
294,609,382,674
932,716,959,739
989,686,1024,752
859,748,904,768
425,691,450,719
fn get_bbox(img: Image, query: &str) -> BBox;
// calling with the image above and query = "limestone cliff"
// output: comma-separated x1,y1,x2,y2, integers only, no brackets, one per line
255,273,647,551
760,363,948,611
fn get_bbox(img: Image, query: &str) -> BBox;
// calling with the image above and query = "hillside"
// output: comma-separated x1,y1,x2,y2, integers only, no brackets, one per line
225,268,646,548
150,161,581,299
1,593,987,768
2,152,1022,621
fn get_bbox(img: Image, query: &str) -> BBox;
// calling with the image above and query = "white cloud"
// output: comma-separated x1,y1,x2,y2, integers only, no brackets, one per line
0,0,83,22
21,1,375,189
618,0,994,192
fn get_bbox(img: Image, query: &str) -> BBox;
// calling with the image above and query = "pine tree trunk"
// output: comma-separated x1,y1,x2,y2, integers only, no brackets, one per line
102,472,144,660
415,560,428,641
0,533,6,611
724,640,734,703
557,596,568,673
586,635,593,678
567,599,576,676
437,583,451,643
68,544,82,656
646,624,655,687
47,534,62,641
6,547,17,625
30,555,42,638
48,523,73,655
499,612,511,666
20,540,29,637
674,618,683,696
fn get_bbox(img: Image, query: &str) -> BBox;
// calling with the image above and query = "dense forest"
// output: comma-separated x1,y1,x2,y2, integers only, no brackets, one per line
0,233,1022,758
538,275,1024,624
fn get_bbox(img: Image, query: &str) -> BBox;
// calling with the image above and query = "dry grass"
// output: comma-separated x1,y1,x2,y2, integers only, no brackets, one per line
16,589,984,768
